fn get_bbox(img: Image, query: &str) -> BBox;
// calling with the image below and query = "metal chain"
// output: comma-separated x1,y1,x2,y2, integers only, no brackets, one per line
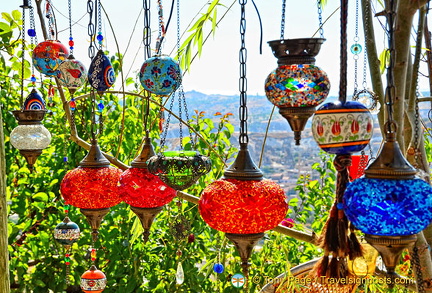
143,0,151,60
87,0,96,59
45,0,56,39
352,0,360,94
156,0,165,55
339,0,348,104
362,0,369,90
20,2,27,106
385,0,396,131
177,0,194,149
280,0,286,40
317,0,324,38
29,1,38,45
68,0,73,55
239,0,248,145
97,0,102,50
159,93,176,150
412,246,426,293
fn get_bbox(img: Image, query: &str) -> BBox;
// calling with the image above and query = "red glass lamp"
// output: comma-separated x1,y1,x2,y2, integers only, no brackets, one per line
80,265,107,293
60,140,122,241
119,138,176,242
199,144,288,277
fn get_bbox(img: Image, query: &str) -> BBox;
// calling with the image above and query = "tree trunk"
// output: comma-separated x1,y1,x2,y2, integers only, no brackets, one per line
0,106,10,293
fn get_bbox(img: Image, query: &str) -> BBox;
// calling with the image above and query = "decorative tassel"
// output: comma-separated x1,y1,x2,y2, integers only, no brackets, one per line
337,208,349,255
314,254,329,277
348,223,363,259
329,256,339,279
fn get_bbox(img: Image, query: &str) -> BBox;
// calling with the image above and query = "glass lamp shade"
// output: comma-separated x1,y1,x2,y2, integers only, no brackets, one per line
265,64,330,108
60,166,122,209
311,101,373,155
198,179,288,234
88,50,116,92
10,124,51,150
119,167,176,208
80,265,107,293
147,151,211,191
343,177,432,236
53,217,80,246
139,56,181,96
57,56,87,94
32,40,69,76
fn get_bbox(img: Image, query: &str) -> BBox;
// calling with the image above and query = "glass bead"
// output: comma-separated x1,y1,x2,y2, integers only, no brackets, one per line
68,40,74,48
97,101,104,112
30,76,37,83
27,29,36,37
213,263,224,274
70,99,76,111
351,44,362,55
65,256,71,262
97,34,104,42
64,157,68,163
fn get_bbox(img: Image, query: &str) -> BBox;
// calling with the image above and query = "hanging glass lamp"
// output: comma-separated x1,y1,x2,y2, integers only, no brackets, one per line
10,89,51,170
265,38,330,145
343,122,432,274
60,140,122,241
32,40,69,76
80,265,107,293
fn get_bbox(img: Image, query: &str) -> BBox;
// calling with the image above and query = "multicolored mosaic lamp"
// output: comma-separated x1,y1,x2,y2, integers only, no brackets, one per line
80,265,107,293
10,90,52,171
119,138,176,241
32,40,69,76
60,140,122,241
139,55,181,96
265,38,330,145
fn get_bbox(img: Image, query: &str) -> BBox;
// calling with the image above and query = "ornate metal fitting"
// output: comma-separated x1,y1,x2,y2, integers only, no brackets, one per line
12,110,46,125
79,139,110,168
223,143,263,180
268,38,325,65
365,121,416,179
147,151,212,190
130,137,155,168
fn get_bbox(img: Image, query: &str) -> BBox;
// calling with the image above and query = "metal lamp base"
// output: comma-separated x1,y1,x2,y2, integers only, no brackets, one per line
130,205,164,242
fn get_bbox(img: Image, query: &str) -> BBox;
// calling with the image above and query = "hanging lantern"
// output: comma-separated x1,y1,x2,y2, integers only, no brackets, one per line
88,50,116,94
119,138,176,241
54,216,80,249
10,89,51,170
139,55,181,96
32,40,69,76
343,122,432,274
147,150,211,191
57,55,87,95
311,100,373,155
199,144,288,277
80,265,107,293
60,140,122,241
265,38,330,145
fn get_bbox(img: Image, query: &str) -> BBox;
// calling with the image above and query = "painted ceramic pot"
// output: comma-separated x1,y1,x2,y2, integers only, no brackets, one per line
88,50,116,92
265,64,330,108
32,40,69,76
139,56,181,96
57,56,87,94
23,89,46,110
80,266,107,293
54,217,80,246
312,101,373,154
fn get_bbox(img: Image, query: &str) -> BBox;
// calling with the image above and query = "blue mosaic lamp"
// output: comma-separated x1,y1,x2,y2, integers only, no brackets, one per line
343,121,432,274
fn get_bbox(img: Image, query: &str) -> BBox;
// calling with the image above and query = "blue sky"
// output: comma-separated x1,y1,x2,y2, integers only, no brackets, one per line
0,0,409,97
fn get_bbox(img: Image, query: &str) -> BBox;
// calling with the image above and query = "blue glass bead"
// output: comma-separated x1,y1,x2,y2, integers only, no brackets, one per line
27,29,36,37
97,34,104,42
30,76,37,83
213,263,224,274
343,177,432,236
97,100,104,112
336,203,344,210
63,157,68,163
351,44,362,55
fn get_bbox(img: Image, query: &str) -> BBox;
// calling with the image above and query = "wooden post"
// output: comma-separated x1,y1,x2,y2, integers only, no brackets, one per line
0,106,10,292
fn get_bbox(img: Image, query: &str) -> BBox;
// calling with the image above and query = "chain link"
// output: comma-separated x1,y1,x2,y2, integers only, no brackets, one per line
143,0,151,60
20,3,27,106
352,0,359,94
87,0,96,59
362,0,369,90
97,0,102,50
317,0,324,38
339,0,348,103
239,0,248,145
159,93,176,150
280,0,286,40
156,0,165,55
385,0,396,130
68,0,73,55
412,246,426,293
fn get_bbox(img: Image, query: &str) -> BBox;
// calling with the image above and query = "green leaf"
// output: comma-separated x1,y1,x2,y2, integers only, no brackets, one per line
32,192,48,202
12,10,21,22
0,22,12,35
1,12,12,23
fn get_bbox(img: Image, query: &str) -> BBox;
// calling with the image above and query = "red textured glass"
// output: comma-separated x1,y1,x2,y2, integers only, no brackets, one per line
60,167,122,209
119,168,176,208
199,179,288,234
